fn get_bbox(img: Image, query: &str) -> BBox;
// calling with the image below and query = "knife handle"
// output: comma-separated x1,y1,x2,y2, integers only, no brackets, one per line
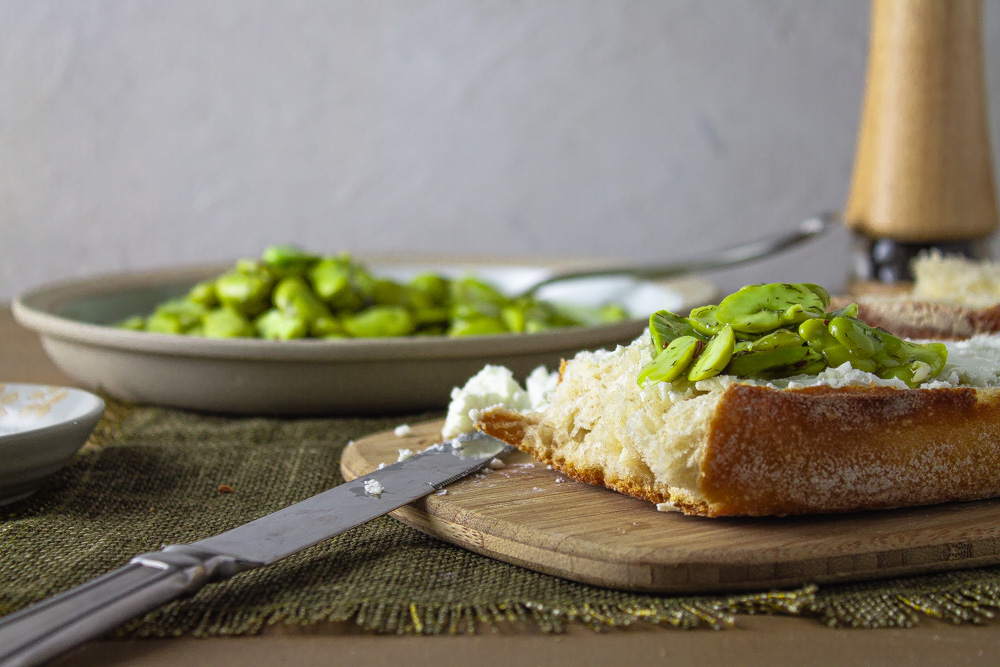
0,544,258,667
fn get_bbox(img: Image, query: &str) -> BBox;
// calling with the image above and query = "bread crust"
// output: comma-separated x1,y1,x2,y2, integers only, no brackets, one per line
703,384,1000,516
477,384,1000,518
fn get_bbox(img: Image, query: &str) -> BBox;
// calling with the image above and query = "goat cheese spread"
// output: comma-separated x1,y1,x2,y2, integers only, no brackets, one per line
441,364,558,439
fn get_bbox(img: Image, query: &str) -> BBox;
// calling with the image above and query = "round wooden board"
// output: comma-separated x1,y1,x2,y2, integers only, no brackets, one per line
341,420,1000,593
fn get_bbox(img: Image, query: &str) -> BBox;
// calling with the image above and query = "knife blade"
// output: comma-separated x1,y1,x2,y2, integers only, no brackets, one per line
0,430,512,667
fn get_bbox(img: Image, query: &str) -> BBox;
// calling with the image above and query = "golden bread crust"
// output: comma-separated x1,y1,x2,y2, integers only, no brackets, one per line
477,384,1000,518
703,384,1000,516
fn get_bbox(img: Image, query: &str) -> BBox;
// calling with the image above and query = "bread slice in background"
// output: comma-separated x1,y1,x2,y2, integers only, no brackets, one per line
847,252,1000,340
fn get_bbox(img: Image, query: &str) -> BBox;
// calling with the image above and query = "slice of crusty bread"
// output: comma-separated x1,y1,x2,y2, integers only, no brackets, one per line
476,336,1000,517
848,298,1000,340
846,252,1000,340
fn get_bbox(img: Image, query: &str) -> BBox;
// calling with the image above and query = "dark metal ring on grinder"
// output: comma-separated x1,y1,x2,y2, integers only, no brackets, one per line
851,233,993,284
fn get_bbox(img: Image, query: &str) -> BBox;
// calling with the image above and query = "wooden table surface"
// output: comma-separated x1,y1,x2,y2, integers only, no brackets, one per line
4,306,1000,667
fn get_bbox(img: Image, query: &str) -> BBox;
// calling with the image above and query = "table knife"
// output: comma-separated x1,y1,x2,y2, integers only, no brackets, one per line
0,431,512,667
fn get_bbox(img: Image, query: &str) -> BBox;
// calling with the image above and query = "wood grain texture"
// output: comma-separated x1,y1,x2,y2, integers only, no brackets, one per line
845,0,998,242
342,419,1000,593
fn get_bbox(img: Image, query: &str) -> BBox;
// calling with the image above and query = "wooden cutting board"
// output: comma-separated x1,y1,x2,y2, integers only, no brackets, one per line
341,419,1000,594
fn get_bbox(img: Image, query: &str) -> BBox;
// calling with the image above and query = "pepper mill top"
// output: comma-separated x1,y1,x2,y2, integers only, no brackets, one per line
846,0,998,284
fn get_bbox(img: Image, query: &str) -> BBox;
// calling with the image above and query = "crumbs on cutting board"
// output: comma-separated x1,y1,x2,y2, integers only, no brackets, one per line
394,424,412,437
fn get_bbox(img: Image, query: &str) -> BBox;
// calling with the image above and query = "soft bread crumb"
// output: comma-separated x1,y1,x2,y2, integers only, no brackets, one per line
524,333,708,505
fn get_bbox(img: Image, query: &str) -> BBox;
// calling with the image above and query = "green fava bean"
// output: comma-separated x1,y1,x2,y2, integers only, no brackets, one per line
828,317,882,359
688,305,724,337
203,308,256,338
372,279,410,307
524,319,554,334
649,310,699,351
116,315,146,331
749,328,803,351
273,276,331,321
874,341,948,387
727,343,808,377
798,318,833,346
638,335,703,386
874,335,909,367
408,273,450,305
451,275,507,307
261,245,319,276
770,349,828,378
448,316,509,337
145,310,184,334
308,259,366,312
688,325,735,381
828,302,859,319
187,281,218,308
149,298,207,332
254,308,309,340
801,284,832,309
822,343,879,373
905,341,948,375
309,314,345,338
501,306,527,333
716,283,826,333
343,306,416,338
598,304,629,323
413,306,451,327
215,270,273,317
747,348,827,380
798,318,878,372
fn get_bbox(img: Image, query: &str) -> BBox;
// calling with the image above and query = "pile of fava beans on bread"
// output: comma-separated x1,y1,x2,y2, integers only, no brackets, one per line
639,282,949,388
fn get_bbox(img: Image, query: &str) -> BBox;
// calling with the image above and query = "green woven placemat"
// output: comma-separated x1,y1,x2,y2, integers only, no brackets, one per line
2,401,1000,636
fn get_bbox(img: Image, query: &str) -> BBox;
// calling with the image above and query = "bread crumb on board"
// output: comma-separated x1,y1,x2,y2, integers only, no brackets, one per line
394,424,412,437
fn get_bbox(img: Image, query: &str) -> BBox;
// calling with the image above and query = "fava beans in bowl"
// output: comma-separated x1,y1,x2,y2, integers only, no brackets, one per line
13,256,716,414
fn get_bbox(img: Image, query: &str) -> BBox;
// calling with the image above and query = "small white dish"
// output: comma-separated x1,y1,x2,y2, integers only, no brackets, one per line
0,383,104,505
12,260,717,415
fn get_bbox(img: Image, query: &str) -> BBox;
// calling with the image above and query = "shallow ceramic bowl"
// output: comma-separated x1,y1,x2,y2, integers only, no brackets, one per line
12,261,716,415
0,383,104,505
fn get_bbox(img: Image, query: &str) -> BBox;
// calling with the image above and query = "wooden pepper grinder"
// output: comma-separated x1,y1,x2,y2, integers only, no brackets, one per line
846,0,998,287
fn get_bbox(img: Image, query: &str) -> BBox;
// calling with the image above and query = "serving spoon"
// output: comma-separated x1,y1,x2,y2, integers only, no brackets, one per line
518,211,837,298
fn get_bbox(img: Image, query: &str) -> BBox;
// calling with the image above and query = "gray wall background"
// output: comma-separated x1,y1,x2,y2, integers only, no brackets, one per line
3,0,1000,302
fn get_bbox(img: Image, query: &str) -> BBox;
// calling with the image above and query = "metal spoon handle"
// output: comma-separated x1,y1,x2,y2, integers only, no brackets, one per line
520,211,837,298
